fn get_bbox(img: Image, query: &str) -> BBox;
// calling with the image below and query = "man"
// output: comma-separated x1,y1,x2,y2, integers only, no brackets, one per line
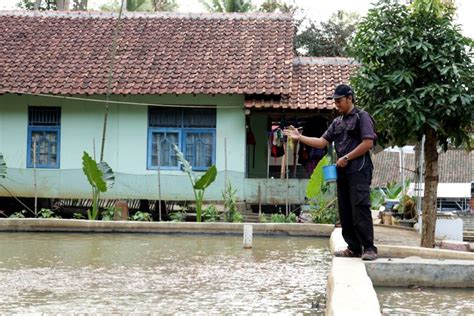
284,84,377,260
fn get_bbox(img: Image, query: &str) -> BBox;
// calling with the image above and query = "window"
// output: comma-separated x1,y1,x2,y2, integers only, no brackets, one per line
27,107,61,169
148,107,216,171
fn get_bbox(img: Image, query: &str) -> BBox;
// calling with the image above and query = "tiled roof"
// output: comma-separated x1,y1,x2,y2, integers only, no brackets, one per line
245,57,358,110
372,149,473,187
0,11,293,95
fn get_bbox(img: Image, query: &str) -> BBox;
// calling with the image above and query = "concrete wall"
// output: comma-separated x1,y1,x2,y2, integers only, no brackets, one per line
0,93,246,200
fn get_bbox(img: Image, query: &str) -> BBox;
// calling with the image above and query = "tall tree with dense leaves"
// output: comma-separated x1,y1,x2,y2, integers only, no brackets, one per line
199,0,253,13
17,0,88,10
151,0,177,11
100,0,177,12
295,10,360,57
350,0,473,247
259,0,297,14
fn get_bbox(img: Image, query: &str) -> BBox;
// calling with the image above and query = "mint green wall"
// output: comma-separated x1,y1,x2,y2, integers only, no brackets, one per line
0,93,249,200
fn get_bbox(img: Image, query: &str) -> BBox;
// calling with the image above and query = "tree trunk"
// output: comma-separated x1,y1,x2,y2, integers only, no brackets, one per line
421,127,438,248
73,0,88,10
56,0,70,10
34,0,42,10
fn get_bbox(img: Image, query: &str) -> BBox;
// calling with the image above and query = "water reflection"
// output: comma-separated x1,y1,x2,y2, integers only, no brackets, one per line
0,232,330,314
377,286,474,315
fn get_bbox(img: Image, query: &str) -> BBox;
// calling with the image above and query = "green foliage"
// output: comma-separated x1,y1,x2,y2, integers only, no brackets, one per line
82,152,107,193
16,0,58,10
150,0,178,11
0,153,6,179
173,144,217,222
222,181,242,223
9,210,26,218
350,0,473,150
385,180,409,200
82,151,115,220
296,11,360,57
16,0,88,10
130,211,152,222
73,212,86,219
202,204,220,222
194,166,217,191
270,212,297,223
199,0,253,12
101,206,118,221
100,0,177,12
38,208,59,219
370,188,385,210
258,214,268,223
306,155,329,199
259,0,297,14
232,211,243,223
169,210,187,222
307,183,338,224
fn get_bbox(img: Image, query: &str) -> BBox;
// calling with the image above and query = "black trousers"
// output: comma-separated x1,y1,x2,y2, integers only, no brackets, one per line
336,166,377,253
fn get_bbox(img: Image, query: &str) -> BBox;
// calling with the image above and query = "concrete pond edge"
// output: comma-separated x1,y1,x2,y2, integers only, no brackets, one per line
2,219,473,315
327,228,474,316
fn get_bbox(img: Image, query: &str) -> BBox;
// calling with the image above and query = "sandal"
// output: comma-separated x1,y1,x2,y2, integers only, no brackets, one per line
334,248,361,258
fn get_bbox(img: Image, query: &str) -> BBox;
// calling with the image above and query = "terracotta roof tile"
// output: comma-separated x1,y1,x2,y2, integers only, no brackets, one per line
245,57,358,110
0,11,293,95
372,149,473,187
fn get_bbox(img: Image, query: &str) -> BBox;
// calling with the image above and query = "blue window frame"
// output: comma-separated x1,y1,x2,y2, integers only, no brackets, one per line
27,107,61,169
147,107,216,171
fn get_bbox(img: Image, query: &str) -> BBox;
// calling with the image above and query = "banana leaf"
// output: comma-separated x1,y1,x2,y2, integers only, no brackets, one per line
82,151,107,193
194,165,217,190
306,155,329,199
97,161,115,189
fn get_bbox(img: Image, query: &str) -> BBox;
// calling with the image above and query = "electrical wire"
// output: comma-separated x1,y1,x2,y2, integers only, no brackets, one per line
13,91,243,109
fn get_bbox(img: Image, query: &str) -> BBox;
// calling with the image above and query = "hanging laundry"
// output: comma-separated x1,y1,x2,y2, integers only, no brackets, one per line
270,126,285,158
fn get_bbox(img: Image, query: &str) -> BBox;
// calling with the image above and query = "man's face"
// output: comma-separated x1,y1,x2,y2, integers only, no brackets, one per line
334,95,352,114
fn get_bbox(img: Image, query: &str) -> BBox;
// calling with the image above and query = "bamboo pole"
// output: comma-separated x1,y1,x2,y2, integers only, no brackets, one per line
224,137,228,187
285,141,289,216
33,141,38,217
157,142,162,221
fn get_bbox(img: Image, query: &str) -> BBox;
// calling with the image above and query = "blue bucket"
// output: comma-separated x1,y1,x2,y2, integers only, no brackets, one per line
323,165,337,182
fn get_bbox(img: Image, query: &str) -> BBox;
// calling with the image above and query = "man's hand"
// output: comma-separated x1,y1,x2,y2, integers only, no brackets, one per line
336,156,349,168
283,125,302,141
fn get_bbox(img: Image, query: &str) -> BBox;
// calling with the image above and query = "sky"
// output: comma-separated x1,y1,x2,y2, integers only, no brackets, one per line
0,0,473,37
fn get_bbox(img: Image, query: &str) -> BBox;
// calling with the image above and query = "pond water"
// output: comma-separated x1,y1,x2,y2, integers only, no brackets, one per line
377,286,474,315
0,232,331,314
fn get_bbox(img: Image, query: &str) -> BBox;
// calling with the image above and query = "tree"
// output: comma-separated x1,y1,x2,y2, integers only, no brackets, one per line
199,0,253,13
100,0,177,12
17,0,57,10
151,0,177,11
295,10,360,57
350,0,473,247
17,0,88,10
72,0,88,10
259,0,297,14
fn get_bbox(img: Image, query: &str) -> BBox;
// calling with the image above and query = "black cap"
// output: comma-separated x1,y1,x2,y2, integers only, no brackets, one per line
326,84,354,100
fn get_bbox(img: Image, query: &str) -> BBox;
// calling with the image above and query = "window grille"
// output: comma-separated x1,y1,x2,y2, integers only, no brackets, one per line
27,106,61,169
148,107,216,170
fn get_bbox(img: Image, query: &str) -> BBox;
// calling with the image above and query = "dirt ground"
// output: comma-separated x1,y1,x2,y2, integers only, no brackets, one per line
374,225,421,247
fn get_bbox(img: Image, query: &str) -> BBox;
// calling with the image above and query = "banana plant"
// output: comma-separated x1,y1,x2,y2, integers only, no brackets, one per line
173,144,217,222
306,155,329,199
0,153,6,179
82,151,115,220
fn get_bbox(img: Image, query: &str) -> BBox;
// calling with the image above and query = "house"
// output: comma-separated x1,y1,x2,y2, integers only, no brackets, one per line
372,149,473,212
0,11,293,204
0,11,362,210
